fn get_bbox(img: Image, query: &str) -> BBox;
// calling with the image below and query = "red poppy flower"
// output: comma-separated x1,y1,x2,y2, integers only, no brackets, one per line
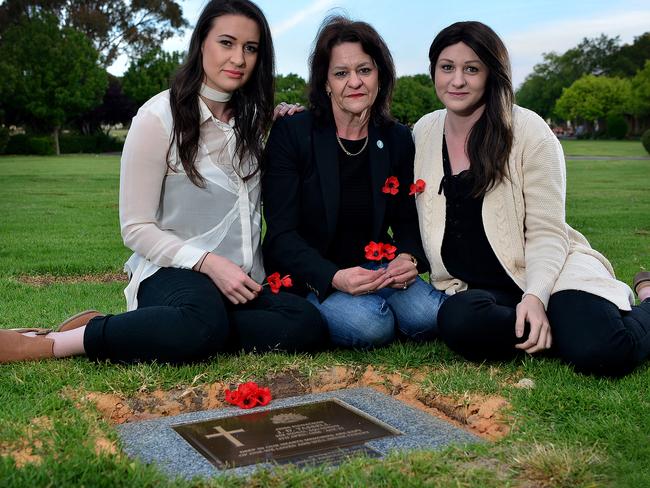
256,387,272,406
409,179,426,196
224,381,273,409
382,243,397,260
280,275,293,288
365,241,384,261
225,388,242,405
238,381,259,398
266,272,282,294
381,176,399,195
265,272,292,294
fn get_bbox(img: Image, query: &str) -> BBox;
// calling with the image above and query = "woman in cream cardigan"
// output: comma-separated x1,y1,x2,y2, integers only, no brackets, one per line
413,21,650,376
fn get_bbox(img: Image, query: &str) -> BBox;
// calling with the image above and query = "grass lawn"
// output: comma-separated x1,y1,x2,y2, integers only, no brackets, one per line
0,146,649,487
560,139,648,158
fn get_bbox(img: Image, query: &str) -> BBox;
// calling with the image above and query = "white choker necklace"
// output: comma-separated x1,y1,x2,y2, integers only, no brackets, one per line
199,83,232,102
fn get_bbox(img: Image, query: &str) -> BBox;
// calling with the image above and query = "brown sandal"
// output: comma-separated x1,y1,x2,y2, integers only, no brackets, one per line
9,310,102,335
633,271,650,296
0,329,55,363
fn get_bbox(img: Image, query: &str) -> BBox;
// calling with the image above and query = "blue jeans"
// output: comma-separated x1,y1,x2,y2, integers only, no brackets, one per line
307,263,447,349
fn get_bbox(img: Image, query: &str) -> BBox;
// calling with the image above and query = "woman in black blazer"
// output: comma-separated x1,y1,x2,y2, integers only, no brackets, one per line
262,16,447,349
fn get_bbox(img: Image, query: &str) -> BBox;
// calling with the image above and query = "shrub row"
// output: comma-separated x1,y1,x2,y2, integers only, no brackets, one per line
2,133,123,155
642,129,650,155
4,134,55,155
59,133,124,153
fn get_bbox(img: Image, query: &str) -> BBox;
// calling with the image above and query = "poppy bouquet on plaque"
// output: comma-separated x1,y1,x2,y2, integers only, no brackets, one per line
224,381,272,409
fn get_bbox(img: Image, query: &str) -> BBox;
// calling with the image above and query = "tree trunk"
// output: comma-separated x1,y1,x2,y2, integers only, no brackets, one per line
53,126,60,155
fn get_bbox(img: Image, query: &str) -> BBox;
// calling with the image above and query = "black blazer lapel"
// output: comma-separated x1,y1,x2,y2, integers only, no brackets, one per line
312,123,340,236
369,123,391,238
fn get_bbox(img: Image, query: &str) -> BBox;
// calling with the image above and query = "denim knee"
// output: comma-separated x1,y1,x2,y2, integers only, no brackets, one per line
385,280,447,341
308,293,395,349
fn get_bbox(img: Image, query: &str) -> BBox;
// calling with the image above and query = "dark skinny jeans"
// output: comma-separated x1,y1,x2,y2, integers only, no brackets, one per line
83,267,328,363
437,288,650,376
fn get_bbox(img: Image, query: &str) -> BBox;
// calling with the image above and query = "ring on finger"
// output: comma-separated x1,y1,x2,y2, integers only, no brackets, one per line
402,282,408,289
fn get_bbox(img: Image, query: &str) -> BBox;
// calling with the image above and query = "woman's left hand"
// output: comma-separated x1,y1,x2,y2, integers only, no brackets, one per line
272,102,305,120
514,294,552,354
386,254,419,290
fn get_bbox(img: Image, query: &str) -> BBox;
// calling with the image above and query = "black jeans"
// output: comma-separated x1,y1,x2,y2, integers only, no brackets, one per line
83,267,328,363
437,288,650,376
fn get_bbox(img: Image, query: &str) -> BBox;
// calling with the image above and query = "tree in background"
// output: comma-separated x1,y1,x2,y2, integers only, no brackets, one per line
122,48,183,106
630,61,650,120
274,73,308,106
73,75,138,135
0,0,188,66
516,35,622,121
554,75,632,135
392,74,443,126
0,13,107,154
607,33,650,77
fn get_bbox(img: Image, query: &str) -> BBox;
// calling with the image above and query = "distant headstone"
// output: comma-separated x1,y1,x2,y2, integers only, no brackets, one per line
117,387,480,478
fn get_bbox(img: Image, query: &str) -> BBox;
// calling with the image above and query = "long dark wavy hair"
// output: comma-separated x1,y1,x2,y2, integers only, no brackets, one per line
308,15,395,127
167,0,275,186
429,21,514,197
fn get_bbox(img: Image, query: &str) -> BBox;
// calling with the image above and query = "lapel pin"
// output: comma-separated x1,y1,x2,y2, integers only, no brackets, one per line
376,140,384,149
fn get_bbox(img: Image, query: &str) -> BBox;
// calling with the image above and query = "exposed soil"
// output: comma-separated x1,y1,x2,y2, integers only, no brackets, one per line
17,273,127,286
3,366,511,468
0,411,119,468
0,416,52,468
75,365,511,441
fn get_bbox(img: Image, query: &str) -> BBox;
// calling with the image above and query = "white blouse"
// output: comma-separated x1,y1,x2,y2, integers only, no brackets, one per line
119,90,264,310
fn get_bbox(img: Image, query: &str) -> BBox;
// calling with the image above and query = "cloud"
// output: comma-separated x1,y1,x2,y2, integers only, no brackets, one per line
271,0,338,37
505,9,650,87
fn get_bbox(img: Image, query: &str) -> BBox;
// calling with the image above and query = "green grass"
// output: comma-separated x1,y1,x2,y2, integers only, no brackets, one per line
1,146,649,487
561,139,648,158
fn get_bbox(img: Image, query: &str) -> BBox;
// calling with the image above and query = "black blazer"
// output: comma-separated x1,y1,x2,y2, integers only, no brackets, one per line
262,110,429,301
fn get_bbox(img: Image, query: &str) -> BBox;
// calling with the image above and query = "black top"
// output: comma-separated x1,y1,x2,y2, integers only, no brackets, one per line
439,135,521,293
326,139,374,269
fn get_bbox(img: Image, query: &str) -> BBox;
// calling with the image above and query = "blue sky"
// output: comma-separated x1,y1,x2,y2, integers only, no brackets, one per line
109,0,650,88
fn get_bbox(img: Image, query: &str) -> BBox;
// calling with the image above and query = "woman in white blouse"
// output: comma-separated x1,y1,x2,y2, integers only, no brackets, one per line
1,0,327,364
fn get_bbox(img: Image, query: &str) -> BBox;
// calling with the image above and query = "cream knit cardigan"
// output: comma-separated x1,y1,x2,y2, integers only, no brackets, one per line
413,105,634,311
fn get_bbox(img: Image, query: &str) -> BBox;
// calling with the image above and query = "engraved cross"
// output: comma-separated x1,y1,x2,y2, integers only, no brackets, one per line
205,425,245,447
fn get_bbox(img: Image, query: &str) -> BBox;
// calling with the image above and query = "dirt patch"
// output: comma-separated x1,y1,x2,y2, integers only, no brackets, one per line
0,416,53,467
17,273,127,287
79,366,511,441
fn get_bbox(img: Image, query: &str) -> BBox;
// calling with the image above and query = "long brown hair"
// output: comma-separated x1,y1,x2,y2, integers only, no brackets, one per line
167,0,275,186
429,21,514,197
308,15,395,127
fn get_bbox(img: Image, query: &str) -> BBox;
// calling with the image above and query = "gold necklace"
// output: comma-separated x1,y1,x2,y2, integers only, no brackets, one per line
336,133,368,157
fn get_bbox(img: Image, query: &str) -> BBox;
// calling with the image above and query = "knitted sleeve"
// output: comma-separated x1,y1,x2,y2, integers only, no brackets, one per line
520,121,570,308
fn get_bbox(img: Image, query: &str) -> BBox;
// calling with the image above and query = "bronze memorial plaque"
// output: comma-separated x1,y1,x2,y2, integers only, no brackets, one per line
172,399,401,468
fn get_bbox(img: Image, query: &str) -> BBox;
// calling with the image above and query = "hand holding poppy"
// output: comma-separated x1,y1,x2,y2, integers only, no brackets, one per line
332,266,392,295
198,253,262,305
386,253,419,290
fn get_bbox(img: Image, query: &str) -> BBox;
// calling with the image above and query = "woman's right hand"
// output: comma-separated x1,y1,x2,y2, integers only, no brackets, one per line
332,267,392,295
198,253,262,304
